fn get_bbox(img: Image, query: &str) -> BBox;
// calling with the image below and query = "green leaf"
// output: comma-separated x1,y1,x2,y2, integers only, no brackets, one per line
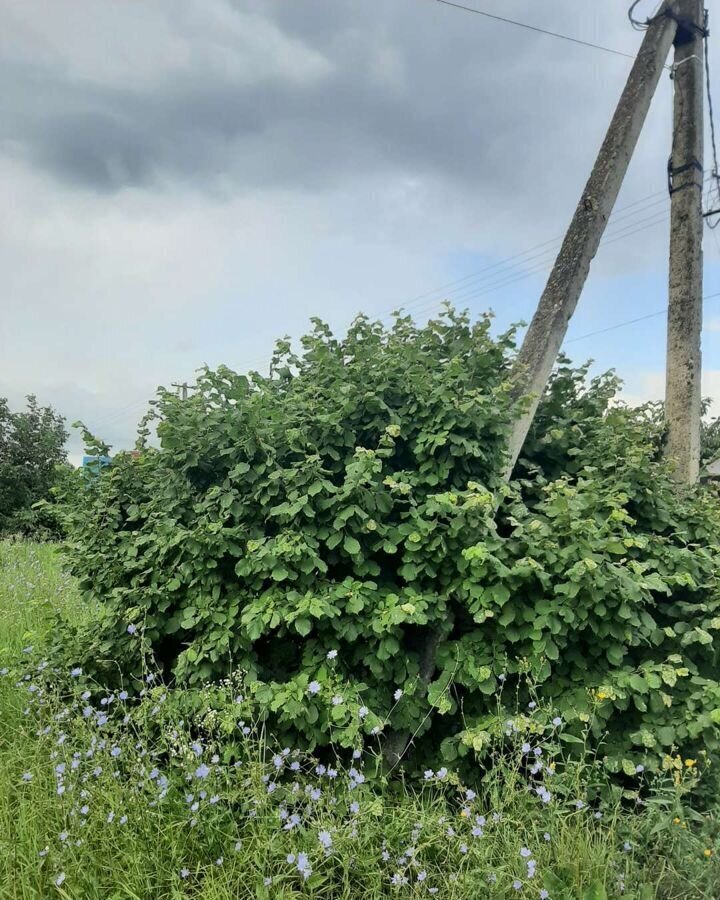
621,759,637,777
559,733,585,745
489,584,510,606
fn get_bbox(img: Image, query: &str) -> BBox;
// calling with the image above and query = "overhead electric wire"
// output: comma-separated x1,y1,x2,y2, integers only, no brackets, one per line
703,10,720,228
94,286,720,440
565,290,720,344
628,1,647,31
420,194,671,306
568,310,666,342
403,205,675,321
231,186,708,378
89,190,713,429
627,1,665,32
227,161,713,373
432,0,637,60
87,397,150,428
358,187,675,320
370,177,713,324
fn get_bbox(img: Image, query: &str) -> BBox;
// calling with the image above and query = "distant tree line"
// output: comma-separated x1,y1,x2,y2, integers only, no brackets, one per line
0,395,68,538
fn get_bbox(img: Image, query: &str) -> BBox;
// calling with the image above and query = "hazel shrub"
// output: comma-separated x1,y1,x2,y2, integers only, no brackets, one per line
54,309,720,776
3,541,720,899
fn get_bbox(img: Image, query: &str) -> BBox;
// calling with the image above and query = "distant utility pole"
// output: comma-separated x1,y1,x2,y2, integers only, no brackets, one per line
664,0,705,483
504,3,680,479
172,382,190,400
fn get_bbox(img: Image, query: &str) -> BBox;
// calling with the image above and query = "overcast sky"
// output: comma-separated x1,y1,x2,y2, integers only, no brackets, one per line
2,0,720,463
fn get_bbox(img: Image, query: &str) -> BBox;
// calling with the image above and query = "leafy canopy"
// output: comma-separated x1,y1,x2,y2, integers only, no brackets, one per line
57,309,720,775
0,395,68,537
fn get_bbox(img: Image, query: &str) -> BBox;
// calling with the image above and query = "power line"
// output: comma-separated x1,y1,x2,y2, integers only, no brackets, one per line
370,187,679,324
97,284,720,433
373,174,714,324
404,207,673,321
566,310,665,343
565,290,720,344
147,179,708,380
89,397,149,428
628,1,648,32
230,192,710,379
432,0,637,61
627,1,665,32
703,10,720,227
233,198,697,377
86,188,712,428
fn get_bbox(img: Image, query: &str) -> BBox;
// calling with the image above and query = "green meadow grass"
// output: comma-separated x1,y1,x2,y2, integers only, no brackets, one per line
0,541,718,900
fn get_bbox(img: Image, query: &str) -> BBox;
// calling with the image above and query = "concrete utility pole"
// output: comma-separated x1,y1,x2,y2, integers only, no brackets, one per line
664,0,705,484
504,3,679,479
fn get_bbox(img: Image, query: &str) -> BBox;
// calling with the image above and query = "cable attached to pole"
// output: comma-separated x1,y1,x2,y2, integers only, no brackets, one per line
628,0,665,31
628,0,651,31
702,10,720,228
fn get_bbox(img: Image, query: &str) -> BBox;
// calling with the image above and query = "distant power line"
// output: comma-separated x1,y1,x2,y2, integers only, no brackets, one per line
90,285,720,433
89,175,718,431
565,290,720,344
231,183,708,375
431,0,637,61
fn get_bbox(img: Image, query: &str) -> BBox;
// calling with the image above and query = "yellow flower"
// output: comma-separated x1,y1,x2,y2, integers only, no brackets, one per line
685,759,697,768
597,691,608,700
673,817,681,825
704,849,713,858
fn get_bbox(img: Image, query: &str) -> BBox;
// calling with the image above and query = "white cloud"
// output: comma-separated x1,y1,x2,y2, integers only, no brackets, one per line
0,0,705,463
621,370,720,417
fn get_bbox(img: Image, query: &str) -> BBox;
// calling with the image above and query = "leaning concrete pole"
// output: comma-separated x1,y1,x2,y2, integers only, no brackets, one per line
664,0,704,484
504,4,679,479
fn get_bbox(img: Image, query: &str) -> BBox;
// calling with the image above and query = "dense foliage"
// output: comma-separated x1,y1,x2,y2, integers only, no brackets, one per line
0,395,68,537
57,310,720,777
5,544,719,900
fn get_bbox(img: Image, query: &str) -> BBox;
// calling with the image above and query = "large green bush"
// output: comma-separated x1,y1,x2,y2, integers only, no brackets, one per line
58,310,720,775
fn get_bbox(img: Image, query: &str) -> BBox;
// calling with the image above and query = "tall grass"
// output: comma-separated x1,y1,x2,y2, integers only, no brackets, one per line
0,542,717,900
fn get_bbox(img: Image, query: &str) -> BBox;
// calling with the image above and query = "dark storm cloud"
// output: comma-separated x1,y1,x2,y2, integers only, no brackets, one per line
31,112,154,192
0,0,630,199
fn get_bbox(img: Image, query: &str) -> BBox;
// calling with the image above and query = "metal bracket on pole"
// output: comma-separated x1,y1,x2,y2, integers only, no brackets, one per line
667,155,704,194
669,53,702,78
654,8,708,43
